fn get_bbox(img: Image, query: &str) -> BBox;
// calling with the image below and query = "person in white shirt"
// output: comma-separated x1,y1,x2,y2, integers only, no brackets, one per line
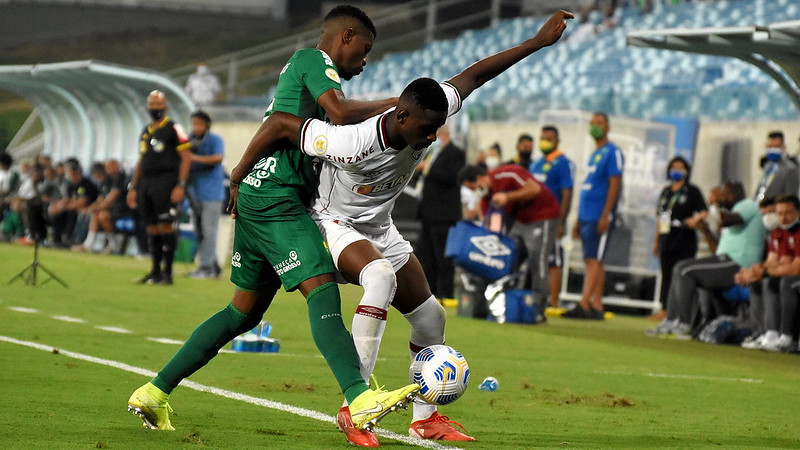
229,9,573,443
184,63,221,107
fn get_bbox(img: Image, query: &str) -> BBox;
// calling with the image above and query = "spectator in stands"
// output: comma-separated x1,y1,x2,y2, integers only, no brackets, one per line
415,123,465,300
0,152,19,213
651,156,707,320
49,160,99,248
14,163,45,244
74,160,127,253
477,143,502,170
754,131,798,204
739,195,799,351
461,164,560,321
647,181,764,339
507,134,534,169
185,63,221,107
564,112,623,320
530,125,575,308
187,110,225,279
127,90,192,285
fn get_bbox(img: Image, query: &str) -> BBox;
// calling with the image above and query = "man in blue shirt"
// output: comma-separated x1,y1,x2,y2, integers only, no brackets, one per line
187,111,225,278
530,125,575,308
564,112,623,319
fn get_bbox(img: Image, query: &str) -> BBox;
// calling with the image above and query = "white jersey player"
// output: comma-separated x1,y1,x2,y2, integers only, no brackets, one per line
226,10,573,444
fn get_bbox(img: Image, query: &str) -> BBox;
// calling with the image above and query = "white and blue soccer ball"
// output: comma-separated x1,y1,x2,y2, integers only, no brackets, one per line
409,345,470,405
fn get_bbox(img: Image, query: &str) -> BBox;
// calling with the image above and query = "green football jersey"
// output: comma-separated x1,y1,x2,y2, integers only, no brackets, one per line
239,48,343,204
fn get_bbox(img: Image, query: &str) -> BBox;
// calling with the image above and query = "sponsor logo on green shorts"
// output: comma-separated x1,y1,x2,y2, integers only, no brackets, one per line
232,252,242,268
273,250,302,276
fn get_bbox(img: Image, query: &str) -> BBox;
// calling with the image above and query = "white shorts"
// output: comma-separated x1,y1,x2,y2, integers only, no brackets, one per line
317,220,413,272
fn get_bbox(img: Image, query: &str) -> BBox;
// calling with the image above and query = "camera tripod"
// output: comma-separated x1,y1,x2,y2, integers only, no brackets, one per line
7,239,67,287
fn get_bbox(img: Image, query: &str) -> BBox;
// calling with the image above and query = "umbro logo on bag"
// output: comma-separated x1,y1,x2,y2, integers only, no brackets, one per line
469,235,511,257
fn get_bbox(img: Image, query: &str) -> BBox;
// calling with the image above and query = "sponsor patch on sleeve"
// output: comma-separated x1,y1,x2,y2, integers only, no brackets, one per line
325,68,341,84
313,135,328,155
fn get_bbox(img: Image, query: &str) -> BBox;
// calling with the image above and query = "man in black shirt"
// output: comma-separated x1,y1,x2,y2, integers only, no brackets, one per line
49,160,99,247
126,90,191,285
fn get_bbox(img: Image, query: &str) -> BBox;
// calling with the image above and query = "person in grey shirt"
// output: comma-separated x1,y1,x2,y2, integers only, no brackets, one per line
754,131,799,204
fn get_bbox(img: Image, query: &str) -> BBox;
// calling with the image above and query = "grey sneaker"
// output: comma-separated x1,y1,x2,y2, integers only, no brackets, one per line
668,322,693,341
645,318,678,337
189,267,215,279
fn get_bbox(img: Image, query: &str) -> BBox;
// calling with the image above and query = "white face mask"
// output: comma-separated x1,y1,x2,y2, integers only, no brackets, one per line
779,217,799,230
762,212,780,231
706,204,721,234
485,156,501,170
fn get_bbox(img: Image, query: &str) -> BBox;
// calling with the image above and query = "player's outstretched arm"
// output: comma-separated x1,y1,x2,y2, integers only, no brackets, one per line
318,89,397,125
448,10,573,100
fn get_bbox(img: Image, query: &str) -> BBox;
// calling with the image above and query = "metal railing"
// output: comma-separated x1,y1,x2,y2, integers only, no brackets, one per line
168,0,502,101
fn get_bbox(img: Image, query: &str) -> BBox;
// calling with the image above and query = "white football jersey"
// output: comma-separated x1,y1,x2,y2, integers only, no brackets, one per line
298,82,462,234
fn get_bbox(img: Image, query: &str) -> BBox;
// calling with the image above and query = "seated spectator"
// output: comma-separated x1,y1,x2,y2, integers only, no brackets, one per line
739,195,800,352
49,161,98,247
73,160,128,253
647,181,764,339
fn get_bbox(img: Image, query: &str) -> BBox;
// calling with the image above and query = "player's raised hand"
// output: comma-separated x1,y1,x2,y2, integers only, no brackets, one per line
533,10,574,48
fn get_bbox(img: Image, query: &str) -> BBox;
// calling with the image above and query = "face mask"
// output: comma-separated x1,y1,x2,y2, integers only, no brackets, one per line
539,139,556,154
669,169,687,181
590,124,605,140
779,217,799,230
485,156,501,170
148,109,165,121
765,147,782,162
518,151,532,163
762,212,780,231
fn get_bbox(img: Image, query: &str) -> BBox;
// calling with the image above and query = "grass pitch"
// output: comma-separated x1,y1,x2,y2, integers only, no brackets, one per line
1,242,798,449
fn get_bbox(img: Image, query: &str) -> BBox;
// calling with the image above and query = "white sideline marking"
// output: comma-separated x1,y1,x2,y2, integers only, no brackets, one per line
146,337,185,345
8,306,39,314
51,315,86,323
95,326,132,334
0,335,460,450
595,370,763,384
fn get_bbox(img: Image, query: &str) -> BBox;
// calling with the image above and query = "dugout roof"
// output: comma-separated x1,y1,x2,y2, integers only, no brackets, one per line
0,60,194,168
626,20,800,114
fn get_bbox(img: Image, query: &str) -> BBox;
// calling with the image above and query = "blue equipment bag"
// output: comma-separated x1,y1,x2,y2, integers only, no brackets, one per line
487,289,537,324
445,220,517,281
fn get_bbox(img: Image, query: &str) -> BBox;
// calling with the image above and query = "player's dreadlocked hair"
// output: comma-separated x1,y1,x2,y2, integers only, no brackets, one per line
324,5,377,38
400,78,448,113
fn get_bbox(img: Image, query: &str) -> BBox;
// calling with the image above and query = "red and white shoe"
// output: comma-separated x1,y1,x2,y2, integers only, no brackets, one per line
337,406,380,447
409,411,476,441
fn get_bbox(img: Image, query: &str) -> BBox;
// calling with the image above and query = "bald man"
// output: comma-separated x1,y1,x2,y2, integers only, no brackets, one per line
126,90,192,285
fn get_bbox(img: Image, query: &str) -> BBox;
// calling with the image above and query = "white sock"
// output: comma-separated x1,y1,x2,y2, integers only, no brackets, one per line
404,295,446,422
96,231,107,249
342,259,397,409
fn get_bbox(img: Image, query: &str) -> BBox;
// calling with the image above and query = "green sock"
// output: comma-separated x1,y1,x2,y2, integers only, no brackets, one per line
152,303,260,394
306,282,368,403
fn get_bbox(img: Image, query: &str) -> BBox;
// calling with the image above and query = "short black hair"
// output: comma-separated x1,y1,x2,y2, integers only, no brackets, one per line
399,78,447,112
775,194,800,211
458,164,488,185
759,197,776,208
518,134,533,143
324,5,377,38
768,130,784,142
541,125,559,138
593,111,610,124
65,159,82,174
191,110,212,127
0,152,11,168
90,162,106,175
666,155,691,181
723,180,746,202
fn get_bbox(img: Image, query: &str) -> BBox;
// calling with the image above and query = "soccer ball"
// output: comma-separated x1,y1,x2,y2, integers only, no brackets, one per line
409,345,470,405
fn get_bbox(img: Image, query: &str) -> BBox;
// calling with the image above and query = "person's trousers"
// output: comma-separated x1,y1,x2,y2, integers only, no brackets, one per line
665,254,740,325
509,218,559,309
658,245,697,311
748,276,781,335
417,220,456,299
194,200,222,269
777,276,800,338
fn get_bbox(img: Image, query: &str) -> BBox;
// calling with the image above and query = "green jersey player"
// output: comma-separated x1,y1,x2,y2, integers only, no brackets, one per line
127,5,416,436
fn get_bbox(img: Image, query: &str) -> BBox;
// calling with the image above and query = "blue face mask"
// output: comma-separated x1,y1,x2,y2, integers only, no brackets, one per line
669,169,687,181
765,147,782,162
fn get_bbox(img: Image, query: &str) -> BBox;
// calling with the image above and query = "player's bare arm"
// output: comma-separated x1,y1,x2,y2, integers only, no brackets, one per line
227,112,306,217
448,10,573,99
318,89,397,124
492,179,540,206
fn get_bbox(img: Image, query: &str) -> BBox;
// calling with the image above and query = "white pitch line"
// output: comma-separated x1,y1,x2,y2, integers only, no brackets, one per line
94,326,132,334
595,370,763,384
8,306,39,314
0,335,460,450
51,315,86,323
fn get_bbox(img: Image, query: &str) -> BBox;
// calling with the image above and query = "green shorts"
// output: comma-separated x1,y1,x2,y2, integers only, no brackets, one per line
230,192,335,292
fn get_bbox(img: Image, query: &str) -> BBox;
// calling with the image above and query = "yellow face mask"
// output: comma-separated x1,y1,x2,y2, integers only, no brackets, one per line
539,139,556,153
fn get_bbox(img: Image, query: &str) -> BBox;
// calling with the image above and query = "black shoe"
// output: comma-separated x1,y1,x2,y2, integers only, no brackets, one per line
589,308,605,320
562,305,590,319
137,272,162,285
157,273,173,285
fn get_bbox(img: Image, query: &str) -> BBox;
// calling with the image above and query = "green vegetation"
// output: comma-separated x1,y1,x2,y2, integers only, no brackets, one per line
1,242,797,448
